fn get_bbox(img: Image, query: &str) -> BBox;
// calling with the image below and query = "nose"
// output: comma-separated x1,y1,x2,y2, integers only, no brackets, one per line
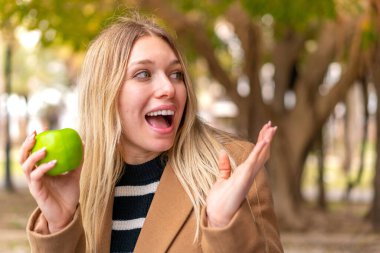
155,73,175,98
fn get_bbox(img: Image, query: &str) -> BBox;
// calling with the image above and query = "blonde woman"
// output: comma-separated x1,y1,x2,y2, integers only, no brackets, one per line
20,14,283,253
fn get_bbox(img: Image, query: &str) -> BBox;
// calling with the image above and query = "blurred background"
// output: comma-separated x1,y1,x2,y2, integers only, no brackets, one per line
1,0,380,252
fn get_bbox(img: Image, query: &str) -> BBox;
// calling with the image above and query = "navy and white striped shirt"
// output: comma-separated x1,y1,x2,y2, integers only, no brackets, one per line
110,154,166,253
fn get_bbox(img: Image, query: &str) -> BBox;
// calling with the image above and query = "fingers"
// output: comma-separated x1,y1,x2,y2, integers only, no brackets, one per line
19,131,36,164
20,130,59,182
263,126,277,161
246,123,277,167
21,147,47,180
30,160,57,181
257,121,272,143
245,140,267,167
218,150,231,181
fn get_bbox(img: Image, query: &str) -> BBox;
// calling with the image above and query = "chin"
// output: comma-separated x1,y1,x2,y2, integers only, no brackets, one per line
150,140,175,153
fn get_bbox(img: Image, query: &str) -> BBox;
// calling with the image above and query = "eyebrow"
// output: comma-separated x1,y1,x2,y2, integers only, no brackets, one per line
128,59,181,67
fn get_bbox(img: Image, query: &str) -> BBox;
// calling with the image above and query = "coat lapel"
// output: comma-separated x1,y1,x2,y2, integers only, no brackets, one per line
134,163,193,253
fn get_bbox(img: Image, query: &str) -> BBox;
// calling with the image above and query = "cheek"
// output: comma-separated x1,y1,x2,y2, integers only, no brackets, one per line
118,96,129,117
119,86,141,111
118,89,136,122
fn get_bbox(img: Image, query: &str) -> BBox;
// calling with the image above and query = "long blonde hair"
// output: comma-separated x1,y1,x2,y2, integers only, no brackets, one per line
78,14,235,251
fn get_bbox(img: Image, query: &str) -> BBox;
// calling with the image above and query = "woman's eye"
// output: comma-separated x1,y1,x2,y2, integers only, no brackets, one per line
170,71,184,81
134,70,151,80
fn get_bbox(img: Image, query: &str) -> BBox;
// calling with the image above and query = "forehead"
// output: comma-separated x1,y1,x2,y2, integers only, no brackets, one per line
128,35,178,64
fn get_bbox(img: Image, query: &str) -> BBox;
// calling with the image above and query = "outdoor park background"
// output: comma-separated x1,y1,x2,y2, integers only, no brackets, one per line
1,0,380,252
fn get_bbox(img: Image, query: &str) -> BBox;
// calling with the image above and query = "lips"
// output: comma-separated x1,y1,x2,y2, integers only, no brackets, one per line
145,109,175,129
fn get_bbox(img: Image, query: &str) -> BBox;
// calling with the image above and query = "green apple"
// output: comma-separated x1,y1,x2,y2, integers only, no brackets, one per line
32,128,83,176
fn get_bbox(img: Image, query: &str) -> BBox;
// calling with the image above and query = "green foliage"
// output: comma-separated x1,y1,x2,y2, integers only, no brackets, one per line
0,0,131,51
0,0,366,75
20,0,123,50
339,0,363,15
0,0,364,53
241,0,336,30
169,0,234,17
0,0,30,31
361,19,378,50
168,0,342,30
164,0,237,67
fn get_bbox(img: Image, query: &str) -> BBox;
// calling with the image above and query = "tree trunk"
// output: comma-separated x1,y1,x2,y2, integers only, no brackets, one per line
269,130,306,229
316,129,327,210
346,80,369,199
234,98,251,138
373,79,380,230
4,43,14,192
370,0,380,231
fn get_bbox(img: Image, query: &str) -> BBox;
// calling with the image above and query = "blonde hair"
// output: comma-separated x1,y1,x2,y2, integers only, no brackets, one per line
78,14,236,251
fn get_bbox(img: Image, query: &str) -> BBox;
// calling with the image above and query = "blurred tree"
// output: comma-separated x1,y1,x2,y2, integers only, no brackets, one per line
6,0,128,88
135,0,368,228
344,78,369,201
19,0,122,50
370,0,380,232
2,41,14,191
0,0,131,95
0,0,27,191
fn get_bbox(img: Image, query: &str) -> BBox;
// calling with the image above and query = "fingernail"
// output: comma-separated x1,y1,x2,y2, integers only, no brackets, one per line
29,131,36,140
38,147,46,153
48,160,57,165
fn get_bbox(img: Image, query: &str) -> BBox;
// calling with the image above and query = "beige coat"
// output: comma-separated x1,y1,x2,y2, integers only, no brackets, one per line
27,140,284,253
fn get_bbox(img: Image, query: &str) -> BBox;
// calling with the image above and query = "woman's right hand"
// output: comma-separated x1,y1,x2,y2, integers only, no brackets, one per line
19,131,82,234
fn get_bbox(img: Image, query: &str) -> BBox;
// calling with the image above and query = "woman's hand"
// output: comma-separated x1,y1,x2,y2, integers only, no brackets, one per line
206,121,277,228
19,131,82,233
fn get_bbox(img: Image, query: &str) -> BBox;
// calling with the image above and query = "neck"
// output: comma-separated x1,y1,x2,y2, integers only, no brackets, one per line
122,149,163,165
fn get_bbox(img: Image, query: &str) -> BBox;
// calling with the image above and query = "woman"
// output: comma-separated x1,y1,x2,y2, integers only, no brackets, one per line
20,14,283,253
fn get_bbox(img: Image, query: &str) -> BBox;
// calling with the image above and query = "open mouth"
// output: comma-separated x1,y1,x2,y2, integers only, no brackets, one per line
145,110,174,129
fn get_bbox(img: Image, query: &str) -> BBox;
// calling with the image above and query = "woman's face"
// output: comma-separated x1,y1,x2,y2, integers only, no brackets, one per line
118,35,187,164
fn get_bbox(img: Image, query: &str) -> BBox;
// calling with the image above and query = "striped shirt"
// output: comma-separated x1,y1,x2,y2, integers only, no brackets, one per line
110,154,166,253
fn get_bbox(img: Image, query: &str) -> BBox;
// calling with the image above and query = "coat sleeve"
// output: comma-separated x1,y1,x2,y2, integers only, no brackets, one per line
27,206,86,253
200,141,284,253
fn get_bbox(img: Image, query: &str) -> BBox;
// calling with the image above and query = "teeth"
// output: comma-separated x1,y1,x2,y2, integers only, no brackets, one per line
147,110,174,116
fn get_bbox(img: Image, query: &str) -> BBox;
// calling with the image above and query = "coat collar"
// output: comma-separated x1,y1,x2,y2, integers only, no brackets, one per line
101,163,193,252
134,163,193,252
